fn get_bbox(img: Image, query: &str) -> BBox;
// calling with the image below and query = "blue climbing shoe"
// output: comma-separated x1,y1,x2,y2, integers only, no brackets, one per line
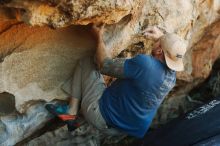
45,103,80,131
45,103,75,120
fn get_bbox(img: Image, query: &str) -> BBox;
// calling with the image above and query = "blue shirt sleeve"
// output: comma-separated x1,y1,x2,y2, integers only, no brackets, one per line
124,54,152,79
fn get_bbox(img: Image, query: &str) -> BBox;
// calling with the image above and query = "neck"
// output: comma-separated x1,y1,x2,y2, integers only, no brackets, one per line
152,54,165,63
158,57,165,63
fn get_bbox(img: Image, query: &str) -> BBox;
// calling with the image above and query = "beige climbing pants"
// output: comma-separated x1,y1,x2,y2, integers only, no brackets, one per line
62,57,122,136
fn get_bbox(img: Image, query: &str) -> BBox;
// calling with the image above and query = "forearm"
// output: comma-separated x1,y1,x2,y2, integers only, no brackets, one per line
100,58,126,78
95,35,126,78
95,36,111,69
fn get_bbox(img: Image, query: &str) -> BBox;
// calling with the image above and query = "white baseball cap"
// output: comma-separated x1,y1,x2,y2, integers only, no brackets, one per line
160,33,187,71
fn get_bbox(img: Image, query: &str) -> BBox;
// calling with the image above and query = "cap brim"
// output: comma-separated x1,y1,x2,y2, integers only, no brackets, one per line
164,53,184,71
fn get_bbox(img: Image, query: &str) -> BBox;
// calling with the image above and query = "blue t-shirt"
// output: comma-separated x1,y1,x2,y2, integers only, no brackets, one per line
99,54,176,138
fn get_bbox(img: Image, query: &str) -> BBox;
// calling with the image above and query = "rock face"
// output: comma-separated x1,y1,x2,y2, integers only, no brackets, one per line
0,23,96,112
192,20,220,79
0,0,219,145
0,102,53,146
1,0,138,27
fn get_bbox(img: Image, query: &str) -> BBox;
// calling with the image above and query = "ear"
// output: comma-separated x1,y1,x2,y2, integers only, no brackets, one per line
156,48,163,54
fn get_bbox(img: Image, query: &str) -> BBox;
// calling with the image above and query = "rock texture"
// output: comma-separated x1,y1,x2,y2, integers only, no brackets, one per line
26,122,101,146
0,23,96,113
192,20,220,79
0,102,52,146
0,0,219,145
1,0,137,27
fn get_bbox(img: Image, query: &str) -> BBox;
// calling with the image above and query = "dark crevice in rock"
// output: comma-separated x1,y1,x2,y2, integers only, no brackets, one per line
0,41,23,62
118,41,146,57
0,7,19,19
0,0,12,5
0,21,22,35
189,58,220,102
119,14,132,26
0,22,29,62
0,92,15,116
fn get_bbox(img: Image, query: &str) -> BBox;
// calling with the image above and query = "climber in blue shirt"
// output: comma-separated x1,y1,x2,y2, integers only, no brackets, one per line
46,25,187,138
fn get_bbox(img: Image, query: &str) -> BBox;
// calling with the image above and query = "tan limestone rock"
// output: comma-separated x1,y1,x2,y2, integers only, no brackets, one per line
0,23,96,112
